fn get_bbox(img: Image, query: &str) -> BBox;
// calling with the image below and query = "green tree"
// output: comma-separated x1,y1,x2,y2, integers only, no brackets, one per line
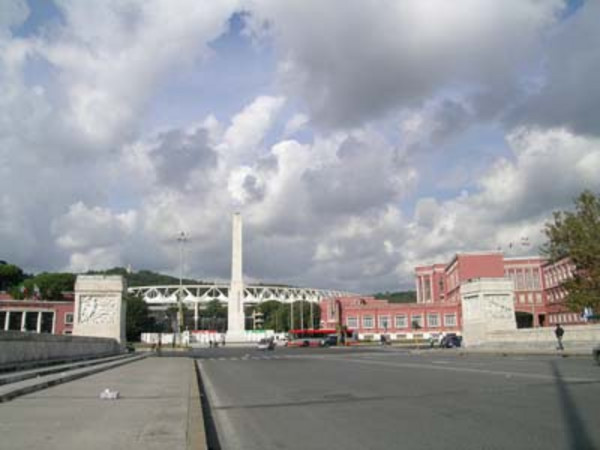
257,300,284,331
125,294,156,342
274,300,320,332
374,291,416,303
0,263,25,291
542,190,600,311
13,272,76,300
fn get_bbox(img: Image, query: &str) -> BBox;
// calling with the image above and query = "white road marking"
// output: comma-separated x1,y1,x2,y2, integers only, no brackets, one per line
326,356,597,383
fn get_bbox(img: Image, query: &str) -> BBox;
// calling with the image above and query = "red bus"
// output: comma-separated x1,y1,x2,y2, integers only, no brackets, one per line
286,328,355,347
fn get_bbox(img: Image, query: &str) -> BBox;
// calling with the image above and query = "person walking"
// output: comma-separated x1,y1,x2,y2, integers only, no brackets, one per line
555,323,565,350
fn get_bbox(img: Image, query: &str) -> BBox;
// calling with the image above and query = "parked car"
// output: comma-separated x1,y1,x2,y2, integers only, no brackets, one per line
593,344,600,366
440,334,462,348
257,338,275,351
320,335,338,347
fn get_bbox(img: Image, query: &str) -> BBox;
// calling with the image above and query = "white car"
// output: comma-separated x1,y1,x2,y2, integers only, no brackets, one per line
257,338,275,350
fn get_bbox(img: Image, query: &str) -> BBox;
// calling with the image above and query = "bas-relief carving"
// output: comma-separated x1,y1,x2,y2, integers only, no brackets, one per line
484,295,514,320
79,295,118,325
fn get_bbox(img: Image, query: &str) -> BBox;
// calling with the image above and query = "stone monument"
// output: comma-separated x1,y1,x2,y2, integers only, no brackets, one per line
227,212,246,342
460,278,516,347
73,275,127,344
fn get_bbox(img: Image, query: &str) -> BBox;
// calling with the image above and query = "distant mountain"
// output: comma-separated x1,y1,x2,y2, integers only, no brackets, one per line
86,267,202,287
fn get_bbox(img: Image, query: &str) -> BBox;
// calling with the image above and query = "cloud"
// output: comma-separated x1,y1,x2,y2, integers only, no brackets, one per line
3,1,600,296
510,1,600,136
52,202,137,271
248,0,563,128
0,0,29,35
218,95,285,164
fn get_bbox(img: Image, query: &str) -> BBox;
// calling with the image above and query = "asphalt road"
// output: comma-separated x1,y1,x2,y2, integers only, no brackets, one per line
195,346,600,450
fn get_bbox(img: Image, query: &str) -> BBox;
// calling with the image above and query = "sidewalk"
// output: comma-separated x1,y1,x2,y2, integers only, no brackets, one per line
0,357,206,450
413,347,594,357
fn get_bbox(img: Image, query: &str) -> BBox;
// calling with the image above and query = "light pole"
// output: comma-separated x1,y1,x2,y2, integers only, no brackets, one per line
177,231,188,344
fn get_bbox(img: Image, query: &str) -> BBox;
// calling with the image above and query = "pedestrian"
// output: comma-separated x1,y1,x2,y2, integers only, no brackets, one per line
555,323,565,350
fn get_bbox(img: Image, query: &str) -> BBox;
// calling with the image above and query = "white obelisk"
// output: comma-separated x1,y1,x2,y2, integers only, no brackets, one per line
227,212,245,341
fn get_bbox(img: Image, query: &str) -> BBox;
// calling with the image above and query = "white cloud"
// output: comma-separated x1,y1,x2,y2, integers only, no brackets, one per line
218,95,285,164
248,0,564,128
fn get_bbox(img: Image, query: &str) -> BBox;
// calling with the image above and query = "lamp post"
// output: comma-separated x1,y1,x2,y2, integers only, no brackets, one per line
177,231,188,344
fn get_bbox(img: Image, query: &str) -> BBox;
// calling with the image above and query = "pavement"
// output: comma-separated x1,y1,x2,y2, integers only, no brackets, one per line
196,346,600,450
0,356,205,450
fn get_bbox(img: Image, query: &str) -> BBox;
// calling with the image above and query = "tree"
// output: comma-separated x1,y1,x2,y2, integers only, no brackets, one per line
125,294,156,342
374,291,416,303
0,263,25,291
542,190,600,311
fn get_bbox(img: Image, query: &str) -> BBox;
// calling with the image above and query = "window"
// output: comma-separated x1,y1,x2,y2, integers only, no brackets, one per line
64,312,74,325
24,311,38,332
347,316,358,328
0,311,6,330
535,293,542,304
411,314,423,329
444,314,457,327
9,311,23,331
363,315,374,329
395,315,407,328
427,314,439,327
40,312,54,333
379,315,390,330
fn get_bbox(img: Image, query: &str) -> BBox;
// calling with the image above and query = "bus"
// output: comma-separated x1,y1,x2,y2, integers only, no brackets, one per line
286,328,355,347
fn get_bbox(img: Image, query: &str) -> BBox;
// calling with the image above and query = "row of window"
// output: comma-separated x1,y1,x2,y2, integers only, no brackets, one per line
547,289,567,303
549,313,581,324
516,293,543,304
505,267,543,291
347,313,457,330
544,264,574,288
0,310,56,333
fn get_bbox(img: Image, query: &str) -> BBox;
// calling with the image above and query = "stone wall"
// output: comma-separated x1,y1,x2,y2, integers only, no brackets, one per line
479,324,600,351
0,331,121,369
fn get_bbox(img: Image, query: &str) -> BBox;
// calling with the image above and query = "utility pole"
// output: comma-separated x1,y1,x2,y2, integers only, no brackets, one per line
177,231,188,344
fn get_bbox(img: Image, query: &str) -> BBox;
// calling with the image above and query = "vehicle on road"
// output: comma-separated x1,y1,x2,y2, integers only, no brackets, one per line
257,338,275,351
440,333,462,348
320,334,338,347
593,344,600,366
287,328,354,348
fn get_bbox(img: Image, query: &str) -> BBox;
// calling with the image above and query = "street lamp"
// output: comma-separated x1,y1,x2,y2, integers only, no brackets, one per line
177,231,188,343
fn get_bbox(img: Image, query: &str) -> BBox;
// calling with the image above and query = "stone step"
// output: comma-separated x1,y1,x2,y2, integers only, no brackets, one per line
0,353,147,403
0,352,135,386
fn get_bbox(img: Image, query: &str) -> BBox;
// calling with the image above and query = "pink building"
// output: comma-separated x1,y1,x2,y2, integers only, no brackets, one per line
542,257,585,326
0,293,75,335
324,251,587,340
320,296,461,340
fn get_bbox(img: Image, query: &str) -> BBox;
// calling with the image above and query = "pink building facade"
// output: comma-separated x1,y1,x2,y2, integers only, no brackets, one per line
322,252,587,339
542,257,585,326
320,296,461,340
0,294,75,335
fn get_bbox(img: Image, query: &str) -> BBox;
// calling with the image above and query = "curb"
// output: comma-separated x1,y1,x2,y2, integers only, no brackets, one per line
187,359,207,450
0,353,149,403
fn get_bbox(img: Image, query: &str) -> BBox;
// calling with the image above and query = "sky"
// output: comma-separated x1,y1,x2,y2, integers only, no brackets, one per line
1,0,599,293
